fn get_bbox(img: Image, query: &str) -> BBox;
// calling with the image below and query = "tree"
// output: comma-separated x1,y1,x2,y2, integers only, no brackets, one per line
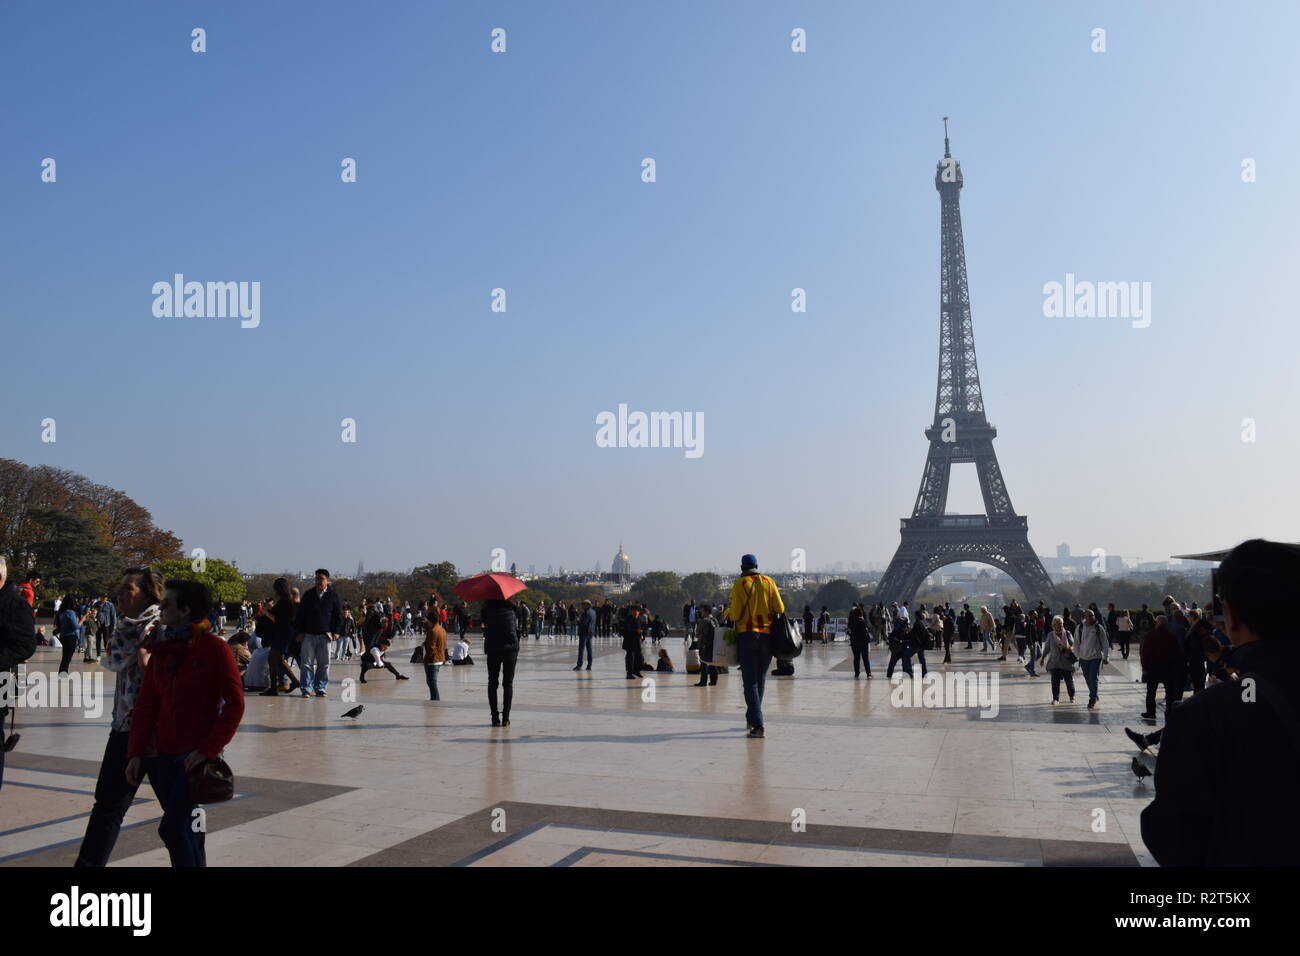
629,571,688,618
0,457,182,572
155,557,246,603
681,571,723,604
245,572,305,603
410,561,460,604
813,579,860,614
29,509,120,595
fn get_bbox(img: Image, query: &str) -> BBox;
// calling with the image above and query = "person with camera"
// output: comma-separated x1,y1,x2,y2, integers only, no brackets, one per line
1141,539,1300,865
125,579,245,867
885,614,914,680
56,595,89,673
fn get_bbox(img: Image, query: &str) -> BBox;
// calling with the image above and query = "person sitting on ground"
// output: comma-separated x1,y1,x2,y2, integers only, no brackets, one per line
449,636,474,665
244,643,272,691
656,648,674,672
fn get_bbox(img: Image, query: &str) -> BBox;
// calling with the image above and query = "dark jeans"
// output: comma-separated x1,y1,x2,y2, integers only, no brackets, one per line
576,634,593,667
913,647,929,676
886,646,914,679
1049,668,1076,701
487,650,517,719
153,751,205,867
624,647,640,677
58,636,79,673
1186,659,1206,694
424,663,440,700
850,644,872,676
737,632,772,730
75,730,160,866
1145,665,1185,715
695,664,718,685
1080,658,1102,701
1118,632,1132,658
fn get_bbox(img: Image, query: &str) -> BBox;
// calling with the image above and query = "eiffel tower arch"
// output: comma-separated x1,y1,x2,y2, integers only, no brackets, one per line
877,121,1055,605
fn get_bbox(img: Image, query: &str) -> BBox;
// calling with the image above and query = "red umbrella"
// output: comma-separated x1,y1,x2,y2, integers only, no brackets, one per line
453,572,527,602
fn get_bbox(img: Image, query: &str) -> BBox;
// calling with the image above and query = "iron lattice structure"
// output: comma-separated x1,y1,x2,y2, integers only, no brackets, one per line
876,125,1055,604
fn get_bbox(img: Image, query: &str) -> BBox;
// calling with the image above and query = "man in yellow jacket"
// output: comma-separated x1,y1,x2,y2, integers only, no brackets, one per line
725,554,785,738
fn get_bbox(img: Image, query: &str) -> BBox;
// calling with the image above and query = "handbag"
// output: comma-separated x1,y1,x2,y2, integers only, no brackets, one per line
770,612,803,660
410,644,425,664
705,626,739,667
188,753,235,804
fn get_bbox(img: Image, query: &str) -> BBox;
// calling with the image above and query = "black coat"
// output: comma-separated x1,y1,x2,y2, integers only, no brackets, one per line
619,611,641,652
295,586,343,636
848,611,869,647
482,601,520,655
696,618,716,660
0,582,37,671
1140,639,1300,865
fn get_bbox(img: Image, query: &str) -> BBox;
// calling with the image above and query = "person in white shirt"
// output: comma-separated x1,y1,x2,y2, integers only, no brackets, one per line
449,638,473,665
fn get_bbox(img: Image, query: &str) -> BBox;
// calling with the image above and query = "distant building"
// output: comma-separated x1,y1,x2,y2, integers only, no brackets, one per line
1056,543,1071,559
612,543,632,578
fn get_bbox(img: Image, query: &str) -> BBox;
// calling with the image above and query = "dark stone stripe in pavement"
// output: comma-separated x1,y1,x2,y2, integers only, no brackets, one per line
3,752,355,867
346,800,1139,867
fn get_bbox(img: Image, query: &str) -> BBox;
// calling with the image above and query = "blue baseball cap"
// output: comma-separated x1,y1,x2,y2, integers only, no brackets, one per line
741,554,758,571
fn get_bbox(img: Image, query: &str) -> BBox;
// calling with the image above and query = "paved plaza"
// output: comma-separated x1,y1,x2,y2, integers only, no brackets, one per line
2,635,1156,867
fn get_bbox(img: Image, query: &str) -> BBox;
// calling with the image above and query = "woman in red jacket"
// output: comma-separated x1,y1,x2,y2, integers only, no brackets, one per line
126,579,245,867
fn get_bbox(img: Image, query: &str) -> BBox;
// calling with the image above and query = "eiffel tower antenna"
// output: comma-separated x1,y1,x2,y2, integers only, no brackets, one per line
876,129,1055,604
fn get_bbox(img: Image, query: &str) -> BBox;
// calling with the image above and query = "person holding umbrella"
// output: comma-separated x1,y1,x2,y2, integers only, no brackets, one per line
454,573,526,727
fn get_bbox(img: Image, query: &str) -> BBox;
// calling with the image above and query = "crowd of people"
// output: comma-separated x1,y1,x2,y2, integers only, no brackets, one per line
2,539,1298,867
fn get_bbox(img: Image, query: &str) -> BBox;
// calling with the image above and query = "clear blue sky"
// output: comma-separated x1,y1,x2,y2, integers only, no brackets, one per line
3,1,1296,576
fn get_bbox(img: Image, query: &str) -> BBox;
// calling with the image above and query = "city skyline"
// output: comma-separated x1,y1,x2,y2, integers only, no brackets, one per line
3,2,1296,577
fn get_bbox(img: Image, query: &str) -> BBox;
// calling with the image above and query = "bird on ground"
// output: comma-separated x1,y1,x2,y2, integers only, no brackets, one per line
340,705,364,720
1131,754,1154,784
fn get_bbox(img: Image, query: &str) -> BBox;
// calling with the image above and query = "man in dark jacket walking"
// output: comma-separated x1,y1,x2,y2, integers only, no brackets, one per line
1139,618,1183,720
295,569,344,698
1141,539,1300,865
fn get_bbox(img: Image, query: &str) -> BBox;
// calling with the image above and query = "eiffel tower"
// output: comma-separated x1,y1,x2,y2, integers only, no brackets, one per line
876,121,1055,604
